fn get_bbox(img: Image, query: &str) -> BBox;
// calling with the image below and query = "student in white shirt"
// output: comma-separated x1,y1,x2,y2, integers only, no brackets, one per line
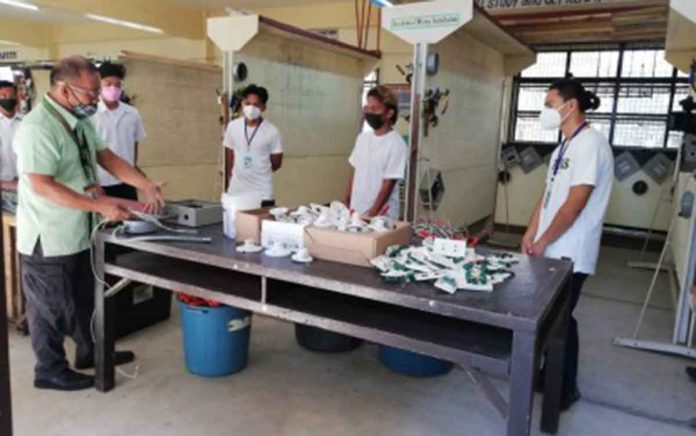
0,80,22,191
223,84,283,202
343,85,408,220
92,61,146,200
522,78,614,411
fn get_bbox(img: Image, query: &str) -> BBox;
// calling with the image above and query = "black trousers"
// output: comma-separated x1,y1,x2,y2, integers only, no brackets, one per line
103,183,138,201
21,243,94,379
564,272,588,398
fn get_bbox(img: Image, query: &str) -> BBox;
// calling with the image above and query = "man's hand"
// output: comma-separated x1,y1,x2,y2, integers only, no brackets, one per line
521,232,535,255
142,181,166,214
95,197,132,222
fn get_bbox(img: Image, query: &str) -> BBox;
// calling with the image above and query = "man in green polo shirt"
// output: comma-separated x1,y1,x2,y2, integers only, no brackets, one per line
15,56,164,391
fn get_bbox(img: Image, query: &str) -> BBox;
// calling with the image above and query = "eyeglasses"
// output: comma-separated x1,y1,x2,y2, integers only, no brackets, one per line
65,83,100,100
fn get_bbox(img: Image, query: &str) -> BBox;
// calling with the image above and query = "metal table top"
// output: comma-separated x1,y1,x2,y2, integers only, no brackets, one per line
101,225,573,332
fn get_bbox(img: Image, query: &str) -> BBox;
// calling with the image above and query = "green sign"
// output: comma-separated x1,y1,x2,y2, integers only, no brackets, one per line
390,13,462,31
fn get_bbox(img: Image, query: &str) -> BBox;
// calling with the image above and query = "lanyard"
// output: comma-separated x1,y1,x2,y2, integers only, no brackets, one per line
551,121,588,181
42,98,97,232
42,99,97,187
244,118,263,151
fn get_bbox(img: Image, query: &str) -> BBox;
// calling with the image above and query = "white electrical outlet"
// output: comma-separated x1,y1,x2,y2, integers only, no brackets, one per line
433,238,467,258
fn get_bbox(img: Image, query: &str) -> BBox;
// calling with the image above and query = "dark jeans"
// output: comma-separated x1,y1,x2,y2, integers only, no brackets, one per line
21,243,94,379
564,272,588,398
103,183,138,201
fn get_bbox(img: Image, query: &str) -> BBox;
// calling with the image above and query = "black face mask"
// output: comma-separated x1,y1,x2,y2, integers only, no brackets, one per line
365,112,386,130
0,98,17,113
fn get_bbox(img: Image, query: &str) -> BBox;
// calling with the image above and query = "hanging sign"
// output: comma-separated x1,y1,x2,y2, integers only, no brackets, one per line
382,0,473,44
476,0,652,12
0,51,18,61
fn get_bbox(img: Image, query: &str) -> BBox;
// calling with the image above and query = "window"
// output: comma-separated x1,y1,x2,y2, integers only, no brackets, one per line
510,46,689,149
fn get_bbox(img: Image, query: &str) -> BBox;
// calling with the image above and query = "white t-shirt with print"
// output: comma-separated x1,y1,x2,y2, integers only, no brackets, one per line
91,101,146,187
223,117,283,199
0,113,21,181
535,126,614,275
349,130,408,220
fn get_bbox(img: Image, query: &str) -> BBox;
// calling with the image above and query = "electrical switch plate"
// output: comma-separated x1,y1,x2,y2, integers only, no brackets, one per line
519,147,543,174
433,238,467,258
614,151,641,182
501,146,521,169
643,153,675,185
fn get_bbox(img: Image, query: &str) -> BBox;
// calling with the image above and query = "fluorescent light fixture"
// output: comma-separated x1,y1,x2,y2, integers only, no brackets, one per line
85,13,164,34
0,0,39,11
370,0,394,7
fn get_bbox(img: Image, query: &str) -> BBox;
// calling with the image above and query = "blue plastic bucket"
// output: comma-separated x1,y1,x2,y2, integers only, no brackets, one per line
179,301,251,377
378,345,453,377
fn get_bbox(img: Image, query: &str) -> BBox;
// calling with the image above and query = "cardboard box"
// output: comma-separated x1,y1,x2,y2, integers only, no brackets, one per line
235,207,272,244
304,222,412,267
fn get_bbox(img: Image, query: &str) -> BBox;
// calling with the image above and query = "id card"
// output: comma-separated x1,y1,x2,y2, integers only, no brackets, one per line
242,155,253,169
543,188,552,209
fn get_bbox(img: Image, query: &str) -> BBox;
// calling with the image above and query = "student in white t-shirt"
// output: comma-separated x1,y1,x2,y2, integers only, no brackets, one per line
92,61,146,200
343,85,408,220
223,84,283,201
0,80,21,192
522,78,614,411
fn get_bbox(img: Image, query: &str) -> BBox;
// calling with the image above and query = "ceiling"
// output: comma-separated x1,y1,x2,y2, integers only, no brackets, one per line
486,0,670,46
168,0,335,7
0,0,675,47
0,3,85,22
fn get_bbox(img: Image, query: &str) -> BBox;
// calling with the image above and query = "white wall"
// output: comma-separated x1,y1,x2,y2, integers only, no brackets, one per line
419,29,506,228
495,157,674,231
122,56,222,202
233,31,367,207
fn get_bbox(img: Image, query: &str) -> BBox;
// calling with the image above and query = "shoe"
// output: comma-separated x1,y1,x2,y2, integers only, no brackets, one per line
34,369,94,391
686,366,696,383
74,350,136,370
561,388,581,412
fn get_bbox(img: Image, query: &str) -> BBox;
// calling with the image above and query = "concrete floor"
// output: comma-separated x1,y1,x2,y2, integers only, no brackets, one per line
7,245,696,435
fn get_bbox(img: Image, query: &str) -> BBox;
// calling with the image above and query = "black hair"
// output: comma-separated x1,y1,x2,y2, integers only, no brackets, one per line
98,61,126,80
241,84,269,105
50,56,98,85
549,78,601,113
367,85,399,124
0,80,16,92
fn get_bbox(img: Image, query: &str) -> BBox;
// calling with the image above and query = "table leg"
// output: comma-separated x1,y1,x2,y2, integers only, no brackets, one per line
0,216,12,435
541,279,572,434
508,331,537,436
94,236,115,392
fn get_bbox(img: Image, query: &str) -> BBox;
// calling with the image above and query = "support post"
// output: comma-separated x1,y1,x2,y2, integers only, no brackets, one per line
95,234,115,392
0,211,12,435
405,42,427,222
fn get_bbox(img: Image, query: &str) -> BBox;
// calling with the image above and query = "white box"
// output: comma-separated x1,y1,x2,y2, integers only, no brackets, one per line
261,220,306,251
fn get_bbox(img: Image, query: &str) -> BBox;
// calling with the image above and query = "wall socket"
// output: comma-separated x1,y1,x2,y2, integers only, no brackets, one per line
433,238,468,258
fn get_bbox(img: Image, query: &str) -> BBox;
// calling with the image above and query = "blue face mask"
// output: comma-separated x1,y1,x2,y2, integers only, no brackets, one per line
72,102,98,119
67,84,98,119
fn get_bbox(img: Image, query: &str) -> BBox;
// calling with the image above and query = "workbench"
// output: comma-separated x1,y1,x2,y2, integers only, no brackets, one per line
93,225,573,436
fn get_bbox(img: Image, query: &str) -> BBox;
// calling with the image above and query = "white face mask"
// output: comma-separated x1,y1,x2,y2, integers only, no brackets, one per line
243,104,262,121
538,102,569,131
